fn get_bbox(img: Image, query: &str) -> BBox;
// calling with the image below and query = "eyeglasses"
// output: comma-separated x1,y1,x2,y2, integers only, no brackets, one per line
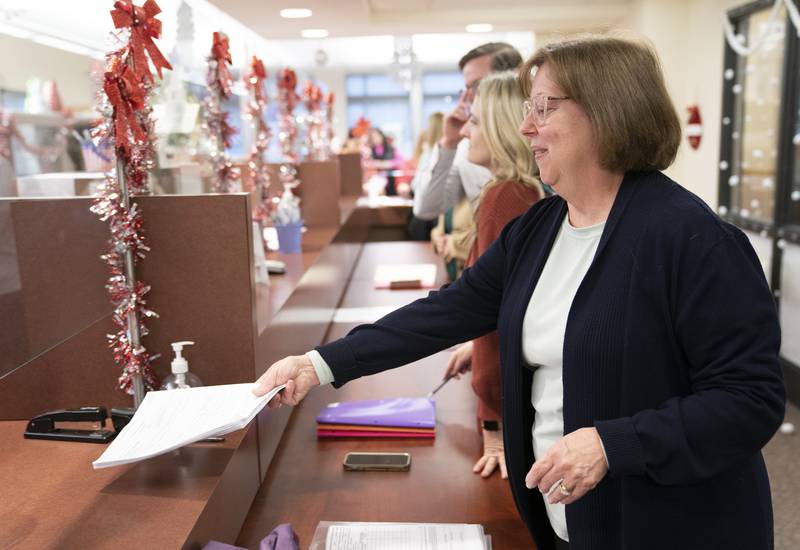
522,95,571,126
459,80,481,118
458,80,481,98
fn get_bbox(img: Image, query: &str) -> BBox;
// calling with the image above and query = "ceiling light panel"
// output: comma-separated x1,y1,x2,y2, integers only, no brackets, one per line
279,8,312,19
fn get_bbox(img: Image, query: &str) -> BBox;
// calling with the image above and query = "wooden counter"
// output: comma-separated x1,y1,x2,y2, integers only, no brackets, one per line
0,197,419,550
0,422,256,549
237,242,532,549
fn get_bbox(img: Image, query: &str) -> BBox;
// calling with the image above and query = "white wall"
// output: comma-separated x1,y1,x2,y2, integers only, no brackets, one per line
0,33,94,112
0,0,752,202
620,0,742,208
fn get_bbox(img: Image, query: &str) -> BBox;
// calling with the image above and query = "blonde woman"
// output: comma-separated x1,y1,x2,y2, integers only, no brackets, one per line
411,112,444,194
428,109,473,280
408,113,447,239
443,71,542,479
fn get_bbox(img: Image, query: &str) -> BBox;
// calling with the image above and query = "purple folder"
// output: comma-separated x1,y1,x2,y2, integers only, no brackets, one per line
316,397,436,429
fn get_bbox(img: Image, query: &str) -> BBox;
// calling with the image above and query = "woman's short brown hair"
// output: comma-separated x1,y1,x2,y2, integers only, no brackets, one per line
519,35,681,172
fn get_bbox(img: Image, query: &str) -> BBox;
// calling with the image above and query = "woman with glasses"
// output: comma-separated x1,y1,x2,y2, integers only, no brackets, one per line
254,36,784,550
441,71,542,480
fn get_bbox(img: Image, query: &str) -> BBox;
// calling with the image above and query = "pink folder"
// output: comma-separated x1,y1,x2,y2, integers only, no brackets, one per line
317,430,435,439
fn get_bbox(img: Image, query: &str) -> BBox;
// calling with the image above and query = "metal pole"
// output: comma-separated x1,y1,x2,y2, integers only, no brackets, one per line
116,157,145,408
216,86,225,192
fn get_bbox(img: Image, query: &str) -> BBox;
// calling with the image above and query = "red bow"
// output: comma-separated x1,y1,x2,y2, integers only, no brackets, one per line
251,56,267,80
110,0,172,83
211,32,233,97
247,56,267,103
103,55,147,155
352,116,371,138
303,81,323,109
278,68,298,91
212,31,232,64
278,68,299,111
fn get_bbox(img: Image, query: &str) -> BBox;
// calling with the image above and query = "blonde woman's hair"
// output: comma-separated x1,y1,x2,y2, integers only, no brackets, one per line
413,112,444,163
426,112,444,149
412,131,428,164
475,71,541,210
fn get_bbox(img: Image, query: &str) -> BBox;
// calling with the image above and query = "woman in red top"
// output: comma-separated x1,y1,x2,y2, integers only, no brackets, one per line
443,71,542,479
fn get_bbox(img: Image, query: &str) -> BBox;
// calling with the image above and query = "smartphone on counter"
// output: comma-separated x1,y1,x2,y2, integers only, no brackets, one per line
343,452,411,472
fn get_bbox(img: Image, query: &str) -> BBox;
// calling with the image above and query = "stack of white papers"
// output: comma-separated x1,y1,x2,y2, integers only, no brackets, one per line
92,383,285,469
311,522,491,550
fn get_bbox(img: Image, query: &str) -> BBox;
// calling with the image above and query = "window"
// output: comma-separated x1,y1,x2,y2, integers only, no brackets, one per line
723,6,785,223
421,71,461,120
346,74,411,156
0,90,25,111
718,0,800,381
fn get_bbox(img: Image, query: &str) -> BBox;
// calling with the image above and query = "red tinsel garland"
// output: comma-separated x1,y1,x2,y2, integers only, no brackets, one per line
302,81,331,160
325,91,335,151
203,31,239,193
245,56,272,222
277,68,300,166
90,0,171,395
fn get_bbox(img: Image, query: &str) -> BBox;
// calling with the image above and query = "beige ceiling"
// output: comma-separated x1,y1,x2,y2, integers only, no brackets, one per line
209,0,633,39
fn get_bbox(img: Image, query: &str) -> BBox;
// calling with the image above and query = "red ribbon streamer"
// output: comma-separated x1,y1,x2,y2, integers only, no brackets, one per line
103,57,147,154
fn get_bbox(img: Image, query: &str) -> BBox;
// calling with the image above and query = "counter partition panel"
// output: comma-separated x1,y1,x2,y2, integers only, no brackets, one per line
0,193,257,419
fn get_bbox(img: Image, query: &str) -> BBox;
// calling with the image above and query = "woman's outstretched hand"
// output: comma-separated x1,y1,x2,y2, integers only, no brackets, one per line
253,355,320,408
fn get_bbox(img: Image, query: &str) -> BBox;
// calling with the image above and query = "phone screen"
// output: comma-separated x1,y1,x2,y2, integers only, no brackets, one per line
346,453,408,466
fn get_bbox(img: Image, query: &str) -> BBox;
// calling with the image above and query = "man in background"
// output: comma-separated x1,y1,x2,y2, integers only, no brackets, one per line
412,42,523,220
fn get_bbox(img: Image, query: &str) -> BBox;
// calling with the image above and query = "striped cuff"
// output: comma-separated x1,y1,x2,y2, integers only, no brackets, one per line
306,350,335,386
594,417,647,477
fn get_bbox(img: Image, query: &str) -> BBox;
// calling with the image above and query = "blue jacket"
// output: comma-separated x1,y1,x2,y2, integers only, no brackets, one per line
318,171,785,550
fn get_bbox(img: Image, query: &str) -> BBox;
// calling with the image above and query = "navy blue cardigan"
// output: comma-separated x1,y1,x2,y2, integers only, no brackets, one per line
317,171,785,550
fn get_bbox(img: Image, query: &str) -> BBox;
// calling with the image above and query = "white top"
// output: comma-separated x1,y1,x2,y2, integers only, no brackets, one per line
308,349,334,385
521,213,605,543
412,140,492,220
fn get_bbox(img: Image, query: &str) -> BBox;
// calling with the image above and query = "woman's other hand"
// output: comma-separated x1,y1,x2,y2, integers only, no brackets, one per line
253,355,320,408
525,427,608,505
473,425,507,479
432,233,448,258
444,341,473,380
442,235,456,262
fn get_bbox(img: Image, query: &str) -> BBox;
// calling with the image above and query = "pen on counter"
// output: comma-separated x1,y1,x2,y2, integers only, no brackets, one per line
427,374,455,399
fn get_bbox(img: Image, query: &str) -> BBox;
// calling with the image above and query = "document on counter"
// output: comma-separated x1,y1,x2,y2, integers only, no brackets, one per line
92,383,286,469
310,522,489,550
373,263,438,289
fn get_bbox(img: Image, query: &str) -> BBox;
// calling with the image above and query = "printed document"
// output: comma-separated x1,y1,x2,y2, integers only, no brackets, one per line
324,523,487,550
92,383,285,469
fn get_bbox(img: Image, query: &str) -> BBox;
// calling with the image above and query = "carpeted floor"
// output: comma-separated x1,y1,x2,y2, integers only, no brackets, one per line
763,401,800,550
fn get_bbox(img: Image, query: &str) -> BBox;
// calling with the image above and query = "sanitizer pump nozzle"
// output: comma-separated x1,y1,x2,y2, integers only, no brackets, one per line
160,341,203,390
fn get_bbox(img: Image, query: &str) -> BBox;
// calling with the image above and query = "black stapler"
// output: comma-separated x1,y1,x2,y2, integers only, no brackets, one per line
265,259,286,274
24,407,117,443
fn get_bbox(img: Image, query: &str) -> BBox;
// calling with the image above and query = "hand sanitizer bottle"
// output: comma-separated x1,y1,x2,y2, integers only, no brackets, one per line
159,341,203,390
